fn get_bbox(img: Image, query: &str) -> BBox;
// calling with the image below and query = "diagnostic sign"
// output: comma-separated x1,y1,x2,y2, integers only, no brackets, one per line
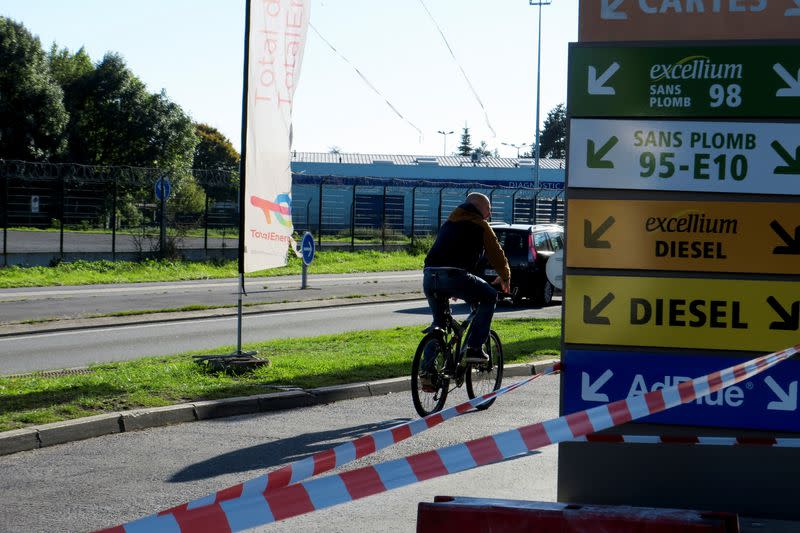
564,274,800,352
563,349,800,432
568,118,800,195
568,42,800,118
567,199,800,274
579,0,800,42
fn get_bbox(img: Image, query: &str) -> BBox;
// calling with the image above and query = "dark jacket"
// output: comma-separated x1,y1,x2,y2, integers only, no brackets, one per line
424,202,510,282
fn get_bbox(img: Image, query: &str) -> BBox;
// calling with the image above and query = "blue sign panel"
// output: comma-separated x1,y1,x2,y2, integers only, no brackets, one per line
155,176,171,201
564,350,800,432
301,232,315,265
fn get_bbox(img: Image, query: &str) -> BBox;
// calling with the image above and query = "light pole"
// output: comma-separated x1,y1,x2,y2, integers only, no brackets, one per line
529,0,552,189
501,142,527,158
437,130,454,156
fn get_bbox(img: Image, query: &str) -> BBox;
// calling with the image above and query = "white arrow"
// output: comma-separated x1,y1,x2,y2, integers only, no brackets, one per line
774,63,800,97
588,62,620,96
765,376,798,411
786,0,800,16
581,369,613,402
601,0,627,20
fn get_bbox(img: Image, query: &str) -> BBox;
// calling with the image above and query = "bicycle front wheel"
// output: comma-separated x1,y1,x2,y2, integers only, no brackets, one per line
466,330,503,410
411,332,449,417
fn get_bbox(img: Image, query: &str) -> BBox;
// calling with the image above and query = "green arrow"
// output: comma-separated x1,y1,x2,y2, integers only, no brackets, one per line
771,140,800,175
587,136,618,169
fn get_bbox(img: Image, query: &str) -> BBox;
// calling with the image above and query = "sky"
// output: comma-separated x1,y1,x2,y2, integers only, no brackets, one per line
2,0,578,158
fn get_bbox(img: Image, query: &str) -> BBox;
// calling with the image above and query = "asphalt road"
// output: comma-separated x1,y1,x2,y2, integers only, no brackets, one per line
0,299,561,375
0,373,561,533
0,271,423,324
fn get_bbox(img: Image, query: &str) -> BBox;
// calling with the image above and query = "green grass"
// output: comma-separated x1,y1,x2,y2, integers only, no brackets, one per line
0,250,425,288
0,318,561,431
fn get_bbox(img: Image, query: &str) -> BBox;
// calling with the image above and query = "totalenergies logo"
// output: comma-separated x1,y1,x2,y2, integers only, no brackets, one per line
251,193,292,227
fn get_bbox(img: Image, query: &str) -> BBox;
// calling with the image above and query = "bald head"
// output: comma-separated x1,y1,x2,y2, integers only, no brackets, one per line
466,192,491,220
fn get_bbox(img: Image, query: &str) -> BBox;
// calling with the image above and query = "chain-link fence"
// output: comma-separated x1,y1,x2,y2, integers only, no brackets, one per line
1,160,564,265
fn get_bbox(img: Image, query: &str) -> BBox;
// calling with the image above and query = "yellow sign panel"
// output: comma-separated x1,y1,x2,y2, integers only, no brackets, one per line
565,275,800,352
567,199,800,274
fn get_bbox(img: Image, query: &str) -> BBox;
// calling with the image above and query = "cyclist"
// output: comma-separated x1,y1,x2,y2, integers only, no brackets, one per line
420,192,510,390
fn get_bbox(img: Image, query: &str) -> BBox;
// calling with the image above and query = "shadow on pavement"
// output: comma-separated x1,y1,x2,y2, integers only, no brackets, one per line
169,418,411,483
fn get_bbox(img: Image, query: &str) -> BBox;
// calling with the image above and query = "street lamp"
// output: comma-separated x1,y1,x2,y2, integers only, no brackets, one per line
501,142,527,158
437,130,454,156
529,0,552,189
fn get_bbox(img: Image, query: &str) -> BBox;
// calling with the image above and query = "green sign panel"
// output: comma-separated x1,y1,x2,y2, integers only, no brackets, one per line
568,42,800,118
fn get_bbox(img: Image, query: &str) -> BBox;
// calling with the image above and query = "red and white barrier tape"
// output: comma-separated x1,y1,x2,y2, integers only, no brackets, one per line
118,363,560,523
576,433,800,448
96,346,797,532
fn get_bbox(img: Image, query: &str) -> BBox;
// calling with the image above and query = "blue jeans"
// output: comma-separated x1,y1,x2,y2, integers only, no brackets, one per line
421,267,497,372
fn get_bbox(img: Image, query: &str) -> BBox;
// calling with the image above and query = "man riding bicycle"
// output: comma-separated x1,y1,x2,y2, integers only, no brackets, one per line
421,193,510,389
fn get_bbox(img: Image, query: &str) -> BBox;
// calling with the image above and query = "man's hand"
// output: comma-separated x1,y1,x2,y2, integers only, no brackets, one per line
493,276,510,294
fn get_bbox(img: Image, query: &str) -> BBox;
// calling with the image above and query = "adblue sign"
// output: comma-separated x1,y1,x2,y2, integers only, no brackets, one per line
579,0,800,42
564,349,800,432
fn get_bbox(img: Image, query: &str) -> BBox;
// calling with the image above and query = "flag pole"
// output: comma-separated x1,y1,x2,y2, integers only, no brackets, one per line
193,0,264,372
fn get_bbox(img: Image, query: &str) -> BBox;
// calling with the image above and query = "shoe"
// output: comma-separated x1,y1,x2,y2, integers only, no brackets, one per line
420,373,437,393
464,347,490,364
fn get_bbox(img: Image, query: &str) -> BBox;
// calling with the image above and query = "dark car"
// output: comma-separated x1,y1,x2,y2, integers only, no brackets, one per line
478,222,564,306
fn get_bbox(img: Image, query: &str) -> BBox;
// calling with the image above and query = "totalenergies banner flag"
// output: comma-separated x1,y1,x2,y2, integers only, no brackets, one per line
241,0,309,272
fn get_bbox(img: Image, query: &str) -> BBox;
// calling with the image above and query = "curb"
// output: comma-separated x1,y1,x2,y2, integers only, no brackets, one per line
0,360,559,457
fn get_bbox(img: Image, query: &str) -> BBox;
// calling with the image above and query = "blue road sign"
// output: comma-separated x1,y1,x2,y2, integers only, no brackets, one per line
563,349,800,432
155,176,171,201
301,232,315,265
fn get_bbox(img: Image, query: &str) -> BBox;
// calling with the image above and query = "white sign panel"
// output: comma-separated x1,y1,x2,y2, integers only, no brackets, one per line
568,118,800,195
242,0,310,272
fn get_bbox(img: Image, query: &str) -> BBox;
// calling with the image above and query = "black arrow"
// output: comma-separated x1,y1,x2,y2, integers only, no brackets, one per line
770,220,800,254
767,296,800,331
583,293,615,325
584,216,615,248
771,141,800,175
586,136,618,169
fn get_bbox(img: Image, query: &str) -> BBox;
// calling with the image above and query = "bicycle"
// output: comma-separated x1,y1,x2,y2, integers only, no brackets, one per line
411,301,504,417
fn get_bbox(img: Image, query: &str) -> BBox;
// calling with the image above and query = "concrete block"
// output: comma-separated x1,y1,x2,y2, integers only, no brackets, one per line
121,404,196,432
37,413,122,448
256,390,317,411
368,376,409,396
193,396,260,420
505,364,534,378
310,383,371,404
0,428,39,456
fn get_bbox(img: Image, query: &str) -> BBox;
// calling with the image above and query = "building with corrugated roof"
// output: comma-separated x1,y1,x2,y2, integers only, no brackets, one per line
289,152,565,239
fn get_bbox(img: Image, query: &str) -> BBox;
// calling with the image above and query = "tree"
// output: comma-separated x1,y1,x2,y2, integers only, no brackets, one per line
48,44,93,88
476,141,492,157
538,103,566,159
193,123,239,171
60,52,197,169
0,17,67,160
457,126,472,156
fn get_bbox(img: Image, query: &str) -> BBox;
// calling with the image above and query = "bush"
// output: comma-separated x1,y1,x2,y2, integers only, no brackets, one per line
408,234,435,256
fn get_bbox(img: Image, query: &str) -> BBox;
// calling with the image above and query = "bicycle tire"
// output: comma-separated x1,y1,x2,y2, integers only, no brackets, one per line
411,332,450,417
465,330,503,410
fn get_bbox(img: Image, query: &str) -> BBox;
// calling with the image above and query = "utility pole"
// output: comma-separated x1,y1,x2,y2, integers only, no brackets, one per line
437,130,454,156
529,0,552,189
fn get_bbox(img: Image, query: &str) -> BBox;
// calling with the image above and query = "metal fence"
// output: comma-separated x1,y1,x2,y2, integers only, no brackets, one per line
0,160,564,266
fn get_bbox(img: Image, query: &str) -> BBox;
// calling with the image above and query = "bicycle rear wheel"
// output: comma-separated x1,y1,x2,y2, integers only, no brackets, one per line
411,332,450,417
465,330,503,410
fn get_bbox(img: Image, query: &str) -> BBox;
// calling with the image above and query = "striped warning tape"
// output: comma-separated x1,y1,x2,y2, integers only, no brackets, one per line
576,433,800,448
96,345,798,532
156,363,560,517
